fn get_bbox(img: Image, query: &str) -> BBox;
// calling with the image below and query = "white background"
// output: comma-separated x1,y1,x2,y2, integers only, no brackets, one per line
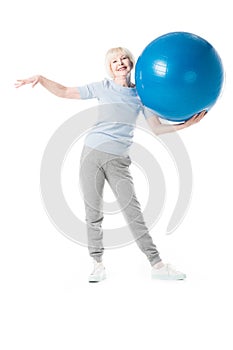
1,0,232,349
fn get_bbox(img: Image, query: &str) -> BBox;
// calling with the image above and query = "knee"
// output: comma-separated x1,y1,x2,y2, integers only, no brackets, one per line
85,212,104,227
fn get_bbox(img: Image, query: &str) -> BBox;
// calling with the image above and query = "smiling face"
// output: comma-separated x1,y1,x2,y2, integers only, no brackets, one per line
110,53,133,78
105,47,135,79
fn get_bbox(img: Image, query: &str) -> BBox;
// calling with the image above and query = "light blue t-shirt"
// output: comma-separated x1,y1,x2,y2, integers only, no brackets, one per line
77,78,154,156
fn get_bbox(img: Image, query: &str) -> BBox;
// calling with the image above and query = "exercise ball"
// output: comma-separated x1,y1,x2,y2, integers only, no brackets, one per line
135,32,224,121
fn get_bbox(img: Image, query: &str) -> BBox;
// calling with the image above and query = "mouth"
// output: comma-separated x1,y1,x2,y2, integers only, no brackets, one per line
118,66,127,71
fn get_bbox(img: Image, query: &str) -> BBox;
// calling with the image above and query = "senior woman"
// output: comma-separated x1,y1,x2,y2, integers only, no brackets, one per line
15,47,206,282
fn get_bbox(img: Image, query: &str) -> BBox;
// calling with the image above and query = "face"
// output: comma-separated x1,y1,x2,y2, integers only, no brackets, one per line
110,53,133,78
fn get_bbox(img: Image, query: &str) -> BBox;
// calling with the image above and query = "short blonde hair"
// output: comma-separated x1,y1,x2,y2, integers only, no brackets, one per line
105,47,135,78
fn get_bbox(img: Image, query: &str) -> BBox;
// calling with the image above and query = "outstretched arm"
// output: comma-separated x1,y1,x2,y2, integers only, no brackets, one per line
15,75,81,99
146,110,207,135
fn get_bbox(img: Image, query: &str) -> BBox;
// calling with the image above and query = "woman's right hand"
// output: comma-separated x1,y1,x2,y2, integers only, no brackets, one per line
15,75,41,88
15,75,81,99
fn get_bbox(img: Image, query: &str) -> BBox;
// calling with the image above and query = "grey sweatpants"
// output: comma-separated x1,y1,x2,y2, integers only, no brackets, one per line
79,145,161,266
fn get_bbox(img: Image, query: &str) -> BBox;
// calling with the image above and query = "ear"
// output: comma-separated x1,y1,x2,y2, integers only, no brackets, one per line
130,60,134,70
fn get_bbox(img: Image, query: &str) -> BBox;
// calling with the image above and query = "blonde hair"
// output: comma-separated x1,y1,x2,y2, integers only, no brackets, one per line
105,47,135,78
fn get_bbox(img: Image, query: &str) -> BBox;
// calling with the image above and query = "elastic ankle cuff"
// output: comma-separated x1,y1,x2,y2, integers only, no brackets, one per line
150,256,162,266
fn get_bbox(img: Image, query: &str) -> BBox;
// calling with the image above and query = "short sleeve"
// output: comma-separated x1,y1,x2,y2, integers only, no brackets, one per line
77,82,102,100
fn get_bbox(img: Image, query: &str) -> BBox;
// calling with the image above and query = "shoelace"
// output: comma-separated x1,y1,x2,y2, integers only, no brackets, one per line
91,263,104,275
165,264,182,275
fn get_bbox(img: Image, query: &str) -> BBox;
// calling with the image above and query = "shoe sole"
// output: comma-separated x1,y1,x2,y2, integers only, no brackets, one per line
152,274,186,280
88,274,107,283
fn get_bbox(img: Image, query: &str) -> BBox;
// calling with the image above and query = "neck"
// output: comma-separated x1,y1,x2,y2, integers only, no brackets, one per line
113,74,133,87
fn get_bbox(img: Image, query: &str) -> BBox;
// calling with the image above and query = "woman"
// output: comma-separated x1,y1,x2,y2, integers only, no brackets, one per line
15,47,206,282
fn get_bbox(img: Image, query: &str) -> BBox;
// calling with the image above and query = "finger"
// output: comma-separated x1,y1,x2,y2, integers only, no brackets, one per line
203,110,208,116
14,81,25,88
192,110,207,121
200,110,207,116
31,79,39,87
198,110,207,120
192,114,200,122
15,80,24,85
189,113,198,121
16,80,27,86
196,112,206,122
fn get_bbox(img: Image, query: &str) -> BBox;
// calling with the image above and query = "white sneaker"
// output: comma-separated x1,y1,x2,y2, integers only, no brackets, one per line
88,261,106,283
151,263,186,280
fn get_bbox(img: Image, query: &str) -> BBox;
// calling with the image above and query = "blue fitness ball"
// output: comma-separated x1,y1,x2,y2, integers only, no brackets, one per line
135,32,224,121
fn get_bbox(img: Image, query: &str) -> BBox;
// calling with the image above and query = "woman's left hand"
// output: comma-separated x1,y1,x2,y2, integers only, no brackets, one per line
183,110,207,128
